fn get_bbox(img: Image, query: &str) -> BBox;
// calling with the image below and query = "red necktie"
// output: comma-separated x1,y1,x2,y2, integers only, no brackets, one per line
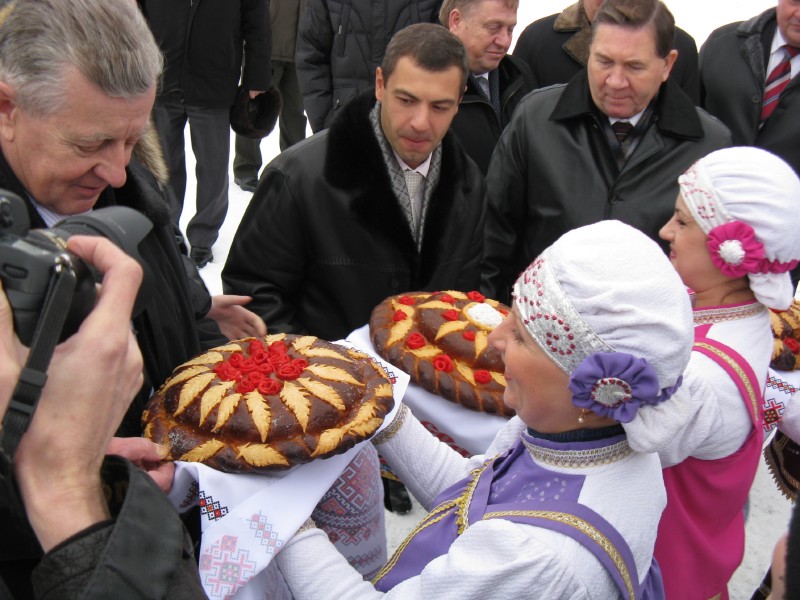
760,45,800,124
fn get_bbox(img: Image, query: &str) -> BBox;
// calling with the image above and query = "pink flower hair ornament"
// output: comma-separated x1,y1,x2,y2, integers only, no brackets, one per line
706,221,765,278
706,221,799,278
568,352,682,423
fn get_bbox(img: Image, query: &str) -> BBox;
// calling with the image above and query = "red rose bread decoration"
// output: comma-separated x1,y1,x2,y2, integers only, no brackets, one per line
369,290,512,416
142,334,394,474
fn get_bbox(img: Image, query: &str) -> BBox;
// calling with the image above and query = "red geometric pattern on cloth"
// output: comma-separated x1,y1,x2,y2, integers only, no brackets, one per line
761,45,800,124
763,397,787,433
248,511,285,554
764,374,794,432
199,534,258,598
199,490,229,521
421,420,471,458
311,446,386,577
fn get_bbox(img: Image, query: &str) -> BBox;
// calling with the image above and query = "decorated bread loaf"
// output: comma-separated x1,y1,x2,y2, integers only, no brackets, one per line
369,290,511,416
770,301,800,371
143,334,394,474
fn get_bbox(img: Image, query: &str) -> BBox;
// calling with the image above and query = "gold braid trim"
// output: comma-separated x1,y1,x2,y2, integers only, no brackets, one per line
482,510,636,600
371,462,488,586
693,342,759,421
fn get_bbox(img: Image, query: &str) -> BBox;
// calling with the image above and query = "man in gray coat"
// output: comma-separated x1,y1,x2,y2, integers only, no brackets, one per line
481,0,730,304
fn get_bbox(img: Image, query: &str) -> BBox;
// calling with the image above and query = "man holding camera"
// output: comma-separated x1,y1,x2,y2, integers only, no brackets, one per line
0,0,261,595
0,235,205,599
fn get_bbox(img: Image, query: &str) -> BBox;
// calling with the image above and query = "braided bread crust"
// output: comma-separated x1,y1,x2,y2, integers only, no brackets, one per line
369,291,512,416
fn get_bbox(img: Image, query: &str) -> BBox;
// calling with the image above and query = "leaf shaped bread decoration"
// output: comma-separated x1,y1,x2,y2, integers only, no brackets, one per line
345,399,383,437
312,427,346,457
199,380,237,425
180,439,224,462
475,331,489,358
391,299,417,315
491,372,507,387
374,382,393,399
175,372,216,416
182,351,224,367
417,300,460,310
212,393,242,431
298,378,345,411
386,317,413,348
455,360,476,386
435,320,468,340
291,336,316,352
264,333,287,344
409,346,443,359
299,346,349,361
214,343,245,353
162,365,210,393
347,348,370,361
486,298,500,308
304,364,364,387
237,443,290,467
245,391,271,442
280,381,311,431
442,290,468,300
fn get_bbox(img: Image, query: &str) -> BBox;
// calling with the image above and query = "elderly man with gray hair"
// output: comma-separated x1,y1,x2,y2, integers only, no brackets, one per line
0,0,218,596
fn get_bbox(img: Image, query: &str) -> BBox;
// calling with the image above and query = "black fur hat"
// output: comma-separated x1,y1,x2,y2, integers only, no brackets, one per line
229,85,282,139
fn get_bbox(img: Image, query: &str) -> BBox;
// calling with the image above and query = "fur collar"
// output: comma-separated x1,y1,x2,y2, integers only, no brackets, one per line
554,2,592,67
323,92,478,279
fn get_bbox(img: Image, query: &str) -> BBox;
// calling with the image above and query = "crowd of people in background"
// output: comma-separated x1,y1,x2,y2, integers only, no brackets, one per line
2,0,800,598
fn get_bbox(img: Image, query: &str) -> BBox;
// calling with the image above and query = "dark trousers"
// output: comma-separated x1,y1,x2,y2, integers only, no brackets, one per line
233,60,307,178
152,96,230,249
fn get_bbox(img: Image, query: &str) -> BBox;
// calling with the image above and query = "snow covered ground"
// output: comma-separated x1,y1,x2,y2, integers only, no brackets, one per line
180,2,794,596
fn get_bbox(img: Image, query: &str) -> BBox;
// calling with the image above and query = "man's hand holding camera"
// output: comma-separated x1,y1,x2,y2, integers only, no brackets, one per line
1,236,144,551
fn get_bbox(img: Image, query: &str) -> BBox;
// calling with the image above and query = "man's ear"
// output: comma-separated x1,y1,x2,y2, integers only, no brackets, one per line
375,66,385,102
448,9,461,32
0,81,18,142
662,49,678,82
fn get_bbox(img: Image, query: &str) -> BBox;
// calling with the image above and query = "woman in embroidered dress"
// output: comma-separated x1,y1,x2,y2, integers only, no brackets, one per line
621,146,800,600
272,220,693,599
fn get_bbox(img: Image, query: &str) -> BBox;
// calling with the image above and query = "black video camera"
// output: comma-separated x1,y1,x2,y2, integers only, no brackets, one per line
0,190,153,346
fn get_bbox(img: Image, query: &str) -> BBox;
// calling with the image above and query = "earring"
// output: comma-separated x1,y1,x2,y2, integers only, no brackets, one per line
577,409,589,425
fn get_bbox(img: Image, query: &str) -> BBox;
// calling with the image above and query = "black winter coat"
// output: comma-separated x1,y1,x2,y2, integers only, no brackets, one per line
449,54,534,175
0,455,205,600
222,92,486,341
481,76,731,304
700,9,800,175
513,1,701,104
139,0,272,107
296,0,442,132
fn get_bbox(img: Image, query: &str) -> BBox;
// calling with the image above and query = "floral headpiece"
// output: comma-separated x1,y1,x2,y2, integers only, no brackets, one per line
513,253,682,423
678,163,798,278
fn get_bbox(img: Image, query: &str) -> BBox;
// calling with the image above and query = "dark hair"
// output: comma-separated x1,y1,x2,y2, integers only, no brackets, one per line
592,0,675,58
438,0,519,27
381,23,468,90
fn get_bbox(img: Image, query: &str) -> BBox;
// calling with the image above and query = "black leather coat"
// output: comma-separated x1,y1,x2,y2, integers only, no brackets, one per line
481,76,731,304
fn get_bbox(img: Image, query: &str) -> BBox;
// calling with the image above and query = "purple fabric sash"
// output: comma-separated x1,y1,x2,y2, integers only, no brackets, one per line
373,437,661,599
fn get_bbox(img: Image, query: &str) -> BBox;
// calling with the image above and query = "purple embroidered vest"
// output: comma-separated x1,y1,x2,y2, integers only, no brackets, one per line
373,432,664,599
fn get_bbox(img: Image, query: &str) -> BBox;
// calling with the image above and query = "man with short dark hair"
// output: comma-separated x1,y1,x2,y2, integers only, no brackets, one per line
441,0,533,174
513,0,700,102
481,0,730,304
224,23,483,342
223,22,485,572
